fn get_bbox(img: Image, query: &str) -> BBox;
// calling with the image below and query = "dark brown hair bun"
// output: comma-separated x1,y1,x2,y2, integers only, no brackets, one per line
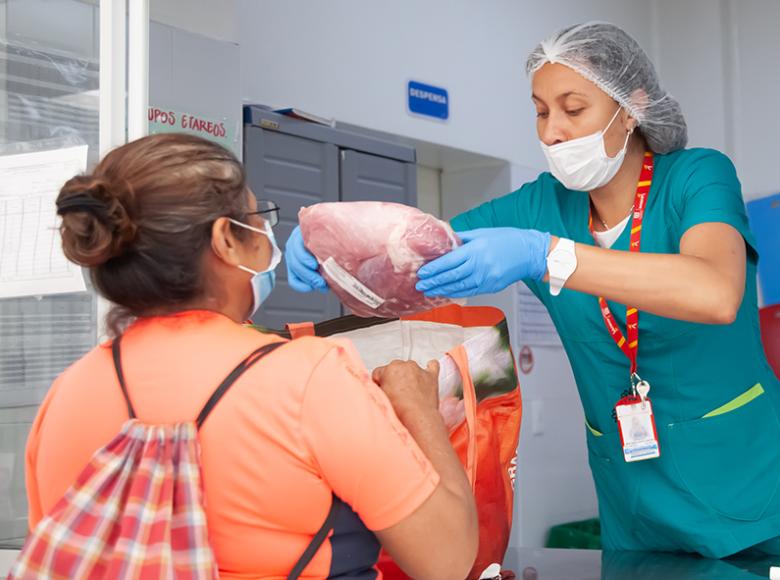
57,176,138,267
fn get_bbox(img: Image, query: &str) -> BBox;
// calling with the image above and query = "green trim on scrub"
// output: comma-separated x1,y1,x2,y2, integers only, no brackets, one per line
585,383,763,436
586,419,603,437
702,383,764,418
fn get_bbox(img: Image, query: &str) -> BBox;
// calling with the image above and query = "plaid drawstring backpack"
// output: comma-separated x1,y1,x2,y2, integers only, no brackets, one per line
9,338,340,580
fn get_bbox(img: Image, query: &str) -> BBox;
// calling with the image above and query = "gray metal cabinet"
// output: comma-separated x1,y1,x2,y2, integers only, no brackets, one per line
243,106,417,328
340,149,416,205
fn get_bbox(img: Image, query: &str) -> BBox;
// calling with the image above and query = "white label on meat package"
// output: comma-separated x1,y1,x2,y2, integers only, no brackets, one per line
322,257,385,309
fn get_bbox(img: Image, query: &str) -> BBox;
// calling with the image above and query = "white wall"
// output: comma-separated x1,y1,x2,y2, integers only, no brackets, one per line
651,0,730,154
239,0,655,171
150,0,238,44
653,0,779,200
416,165,442,217
157,0,780,202
149,22,240,118
729,0,779,199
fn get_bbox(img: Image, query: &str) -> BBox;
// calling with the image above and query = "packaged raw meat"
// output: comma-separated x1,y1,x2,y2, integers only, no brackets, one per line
299,201,462,318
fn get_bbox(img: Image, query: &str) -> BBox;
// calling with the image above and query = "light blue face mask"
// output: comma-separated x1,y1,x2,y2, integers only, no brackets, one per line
229,218,282,319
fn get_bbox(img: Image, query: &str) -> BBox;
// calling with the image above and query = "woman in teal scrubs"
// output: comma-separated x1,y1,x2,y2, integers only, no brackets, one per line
285,22,780,558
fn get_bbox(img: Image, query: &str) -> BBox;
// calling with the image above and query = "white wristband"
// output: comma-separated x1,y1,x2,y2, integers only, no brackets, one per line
546,238,577,296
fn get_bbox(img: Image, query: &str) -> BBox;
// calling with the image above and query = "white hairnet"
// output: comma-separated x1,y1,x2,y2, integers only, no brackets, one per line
526,22,687,154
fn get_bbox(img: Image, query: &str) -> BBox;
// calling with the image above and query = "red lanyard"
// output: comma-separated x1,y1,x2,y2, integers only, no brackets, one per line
588,151,654,375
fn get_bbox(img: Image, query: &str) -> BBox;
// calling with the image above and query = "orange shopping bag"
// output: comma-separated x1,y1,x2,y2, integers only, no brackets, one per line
262,304,521,579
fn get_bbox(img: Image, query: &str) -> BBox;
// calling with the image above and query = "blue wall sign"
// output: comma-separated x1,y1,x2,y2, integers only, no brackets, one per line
407,81,449,120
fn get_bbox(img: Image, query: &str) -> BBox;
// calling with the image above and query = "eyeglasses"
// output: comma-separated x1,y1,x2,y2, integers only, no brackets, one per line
245,199,280,227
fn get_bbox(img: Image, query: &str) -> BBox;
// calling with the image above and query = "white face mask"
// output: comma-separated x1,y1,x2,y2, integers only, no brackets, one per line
540,107,632,192
228,218,282,319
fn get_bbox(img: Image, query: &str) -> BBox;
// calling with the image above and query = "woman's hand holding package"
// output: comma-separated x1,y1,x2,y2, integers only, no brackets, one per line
372,359,440,424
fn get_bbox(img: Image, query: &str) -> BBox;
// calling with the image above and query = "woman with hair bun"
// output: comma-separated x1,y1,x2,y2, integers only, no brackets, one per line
24,133,478,579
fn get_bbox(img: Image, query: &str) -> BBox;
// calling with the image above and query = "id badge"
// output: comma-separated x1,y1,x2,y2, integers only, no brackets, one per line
615,394,660,462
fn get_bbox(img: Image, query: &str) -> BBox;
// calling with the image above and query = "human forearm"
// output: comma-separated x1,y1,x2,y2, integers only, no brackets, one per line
548,233,745,324
396,407,475,511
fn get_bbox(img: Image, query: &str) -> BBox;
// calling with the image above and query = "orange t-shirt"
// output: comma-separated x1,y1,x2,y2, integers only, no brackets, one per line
25,310,439,579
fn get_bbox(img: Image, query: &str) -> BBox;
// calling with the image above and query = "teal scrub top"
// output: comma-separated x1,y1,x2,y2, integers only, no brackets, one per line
451,148,780,557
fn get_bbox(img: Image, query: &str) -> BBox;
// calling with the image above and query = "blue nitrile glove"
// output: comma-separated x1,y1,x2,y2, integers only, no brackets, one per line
285,225,328,293
415,228,552,298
